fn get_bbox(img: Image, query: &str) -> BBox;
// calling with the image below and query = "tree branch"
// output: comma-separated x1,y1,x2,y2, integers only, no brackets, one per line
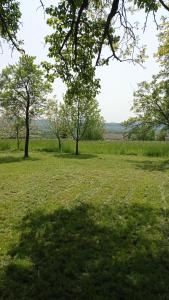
96,0,120,65
0,13,24,53
59,8,76,54
158,0,169,11
74,0,88,61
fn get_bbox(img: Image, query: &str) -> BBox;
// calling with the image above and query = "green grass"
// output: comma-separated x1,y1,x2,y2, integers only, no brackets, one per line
1,138,169,157
0,144,169,299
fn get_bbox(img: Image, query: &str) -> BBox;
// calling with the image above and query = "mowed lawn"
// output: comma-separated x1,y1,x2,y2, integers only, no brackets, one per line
0,150,169,299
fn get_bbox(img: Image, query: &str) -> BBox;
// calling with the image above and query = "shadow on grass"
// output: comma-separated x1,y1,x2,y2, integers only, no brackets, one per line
0,156,39,164
55,153,97,160
1,202,169,299
128,159,169,172
39,148,97,159
39,147,58,153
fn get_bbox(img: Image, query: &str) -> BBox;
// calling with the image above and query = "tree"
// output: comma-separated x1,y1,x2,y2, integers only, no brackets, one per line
82,116,104,140
9,115,24,150
132,77,169,127
126,21,169,131
0,55,52,158
122,117,155,140
1,101,25,149
0,111,25,148
0,112,11,138
62,75,101,155
156,128,168,141
46,98,67,152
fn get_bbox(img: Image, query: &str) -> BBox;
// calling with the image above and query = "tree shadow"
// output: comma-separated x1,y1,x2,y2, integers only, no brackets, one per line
55,153,97,160
1,202,169,299
0,156,39,164
39,147,58,153
128,159,169,172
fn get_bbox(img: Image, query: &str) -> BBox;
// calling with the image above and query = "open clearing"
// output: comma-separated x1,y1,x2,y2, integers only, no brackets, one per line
0,145,169,299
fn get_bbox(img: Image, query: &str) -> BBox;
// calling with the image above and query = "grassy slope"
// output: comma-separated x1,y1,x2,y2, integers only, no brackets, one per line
0,151,169,299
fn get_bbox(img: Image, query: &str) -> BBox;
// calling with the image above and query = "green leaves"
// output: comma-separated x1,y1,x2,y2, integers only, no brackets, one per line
0,0,22,50
134,0,158,12
156,20,169,67
125,20,169,132
0,55,52,120
0,55,53,157
45,0,166,71
130,74,169,128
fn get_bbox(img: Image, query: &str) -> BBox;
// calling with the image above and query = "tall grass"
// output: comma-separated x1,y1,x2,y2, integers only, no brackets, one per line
0,140,11,151
1,138,169,157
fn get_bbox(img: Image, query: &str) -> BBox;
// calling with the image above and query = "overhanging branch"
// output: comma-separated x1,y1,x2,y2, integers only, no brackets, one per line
158,0,169,12
96,0,120,65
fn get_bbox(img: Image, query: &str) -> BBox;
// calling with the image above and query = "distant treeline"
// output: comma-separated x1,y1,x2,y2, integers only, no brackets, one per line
32,120,125,137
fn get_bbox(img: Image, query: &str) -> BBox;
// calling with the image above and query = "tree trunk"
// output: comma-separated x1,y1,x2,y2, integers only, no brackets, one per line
16,126,20,150
75,100,80,155
75,138,79,155
58,136,62,152
24,100,30,159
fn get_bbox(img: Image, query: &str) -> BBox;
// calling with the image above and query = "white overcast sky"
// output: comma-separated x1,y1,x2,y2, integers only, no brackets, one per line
0,0,163,122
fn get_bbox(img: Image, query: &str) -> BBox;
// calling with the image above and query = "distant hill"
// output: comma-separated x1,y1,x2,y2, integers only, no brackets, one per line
105,122,124,133
32,119,125,137
32,119,50,132
31,119,167,141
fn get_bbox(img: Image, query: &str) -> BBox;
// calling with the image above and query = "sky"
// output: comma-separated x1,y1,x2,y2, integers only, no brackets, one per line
0,0,162,122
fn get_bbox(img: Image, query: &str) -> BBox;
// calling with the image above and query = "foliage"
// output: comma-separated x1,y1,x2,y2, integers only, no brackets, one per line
0,111,24,138
0,0,22,50
130,126,155,141
156,128,168,141
82,115,105,140
44,1,168,146
128,20,169,130
61,74,101,154
123,117,155,140
0,106,25,149
0,55,52,157
132,75,169,127
0,113,12,138
46,98,68,151
156,20,169,66
45,2,105,81
45,0,168,71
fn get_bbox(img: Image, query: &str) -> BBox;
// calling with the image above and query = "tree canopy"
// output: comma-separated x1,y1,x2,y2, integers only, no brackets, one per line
1,0,169,57
45,0,169,73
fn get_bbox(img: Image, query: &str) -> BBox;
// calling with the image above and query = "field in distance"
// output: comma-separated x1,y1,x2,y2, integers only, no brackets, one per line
0,139,169,299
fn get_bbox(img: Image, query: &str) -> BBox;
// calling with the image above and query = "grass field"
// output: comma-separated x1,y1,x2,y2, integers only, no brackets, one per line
1,138,169,156
0,140,169,299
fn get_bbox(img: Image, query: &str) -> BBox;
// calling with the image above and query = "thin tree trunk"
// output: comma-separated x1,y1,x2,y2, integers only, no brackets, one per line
75,100,80,155
24,100,30,159
16,126,20,150
75,138,79,155
58,136,62,152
